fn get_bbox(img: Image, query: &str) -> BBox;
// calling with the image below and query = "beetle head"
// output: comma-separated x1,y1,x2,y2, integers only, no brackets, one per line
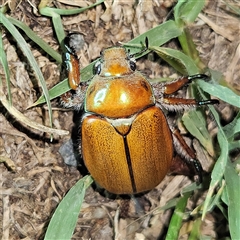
94,47,136,77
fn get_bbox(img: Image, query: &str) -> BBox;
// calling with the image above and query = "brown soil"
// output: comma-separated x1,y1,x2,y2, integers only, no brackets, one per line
0,0,239,239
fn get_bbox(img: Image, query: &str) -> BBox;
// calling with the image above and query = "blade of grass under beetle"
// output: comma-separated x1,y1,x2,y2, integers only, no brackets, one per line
34,20,182,105
225,159,240,240
44,175,93,240
0,28,12,105
30,60,96,107
0,12,53,132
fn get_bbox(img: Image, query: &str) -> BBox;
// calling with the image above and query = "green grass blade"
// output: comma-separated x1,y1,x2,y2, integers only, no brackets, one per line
202,105,228,218
174,0,205,25
222,112,240,139
174,1,206,69
0,12,53,130
182,109,215,156
124,20,182,55
178,29,206,70
8,16,62,63
44,176,93,240
52,12,65,48
166,191,192,240
39,0,104,16
0,28,12,105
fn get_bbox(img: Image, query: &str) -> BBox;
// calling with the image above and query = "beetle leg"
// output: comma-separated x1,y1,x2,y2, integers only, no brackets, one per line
171,128,203,183
61,82,89,110
61,33,88,109
163,74,208,94
161,97,219,112
65,52,81,90
152,74,219,111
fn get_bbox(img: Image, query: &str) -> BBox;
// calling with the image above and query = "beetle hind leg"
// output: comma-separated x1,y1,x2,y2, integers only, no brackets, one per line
163,74,208,95
170,128,203,184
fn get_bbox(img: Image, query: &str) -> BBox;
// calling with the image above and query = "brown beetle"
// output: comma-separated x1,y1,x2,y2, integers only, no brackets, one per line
62,33,218,194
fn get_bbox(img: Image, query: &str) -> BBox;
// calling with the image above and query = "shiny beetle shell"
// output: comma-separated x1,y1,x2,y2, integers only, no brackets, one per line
61,34,219,195
81,47,173,194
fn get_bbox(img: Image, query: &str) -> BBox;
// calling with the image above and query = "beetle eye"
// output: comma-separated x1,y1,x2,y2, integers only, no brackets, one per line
129,60,136,71
94,61,102,75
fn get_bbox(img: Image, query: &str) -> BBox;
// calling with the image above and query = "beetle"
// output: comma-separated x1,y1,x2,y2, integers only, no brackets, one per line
61,33,219,195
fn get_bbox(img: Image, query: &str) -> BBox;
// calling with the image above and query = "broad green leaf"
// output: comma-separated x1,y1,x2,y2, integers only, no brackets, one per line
124,20,182,55
174,0,205,25
222,112,240,139
182,110,215,156
150,46,199,75
196,80,240,108
44,176,93,240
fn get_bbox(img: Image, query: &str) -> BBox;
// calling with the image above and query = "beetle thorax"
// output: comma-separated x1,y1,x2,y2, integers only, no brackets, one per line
85,73,155,118
85,47,155,118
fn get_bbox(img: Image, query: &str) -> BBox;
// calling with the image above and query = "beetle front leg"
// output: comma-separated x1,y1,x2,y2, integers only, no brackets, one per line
61,33,88,110
61,82,88,110
171,128,203,183
164,74,208,94
152,75,219,111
